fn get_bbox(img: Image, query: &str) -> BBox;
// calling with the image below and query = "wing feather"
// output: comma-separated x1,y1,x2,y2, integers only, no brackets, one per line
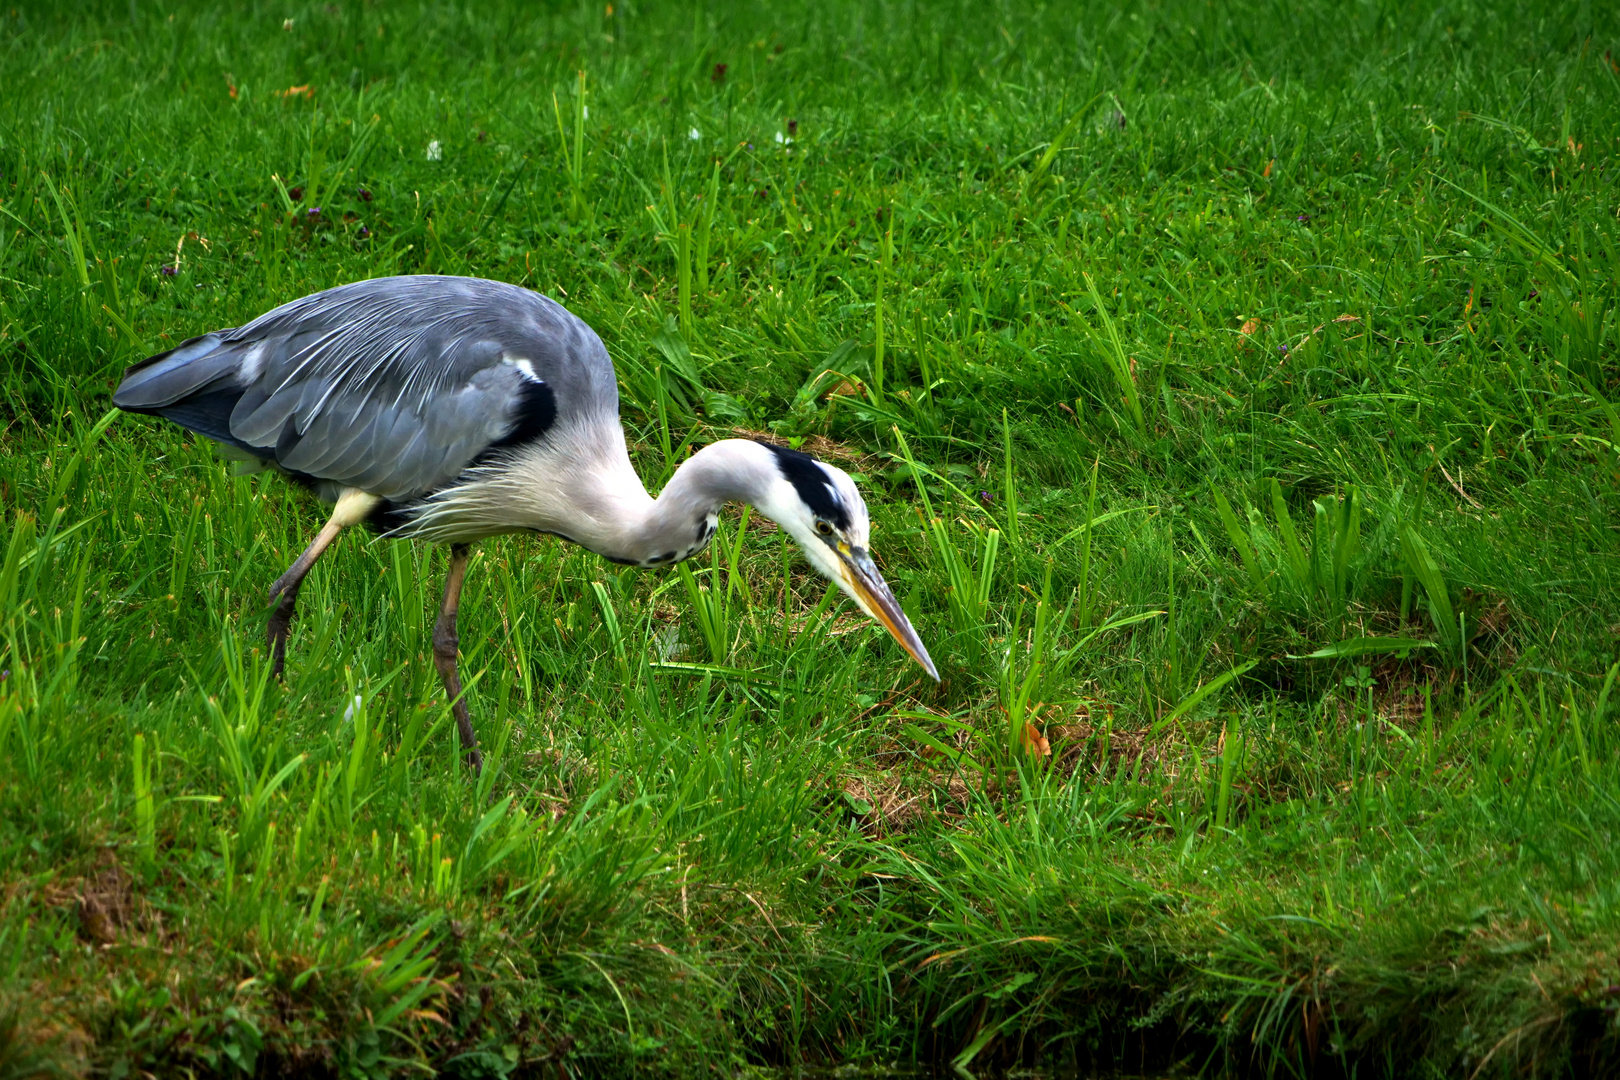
379,423,436,498
113,276,613,503
301,409,385,479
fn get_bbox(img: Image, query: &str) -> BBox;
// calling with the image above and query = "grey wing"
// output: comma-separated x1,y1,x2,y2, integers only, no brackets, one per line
113,276,617,501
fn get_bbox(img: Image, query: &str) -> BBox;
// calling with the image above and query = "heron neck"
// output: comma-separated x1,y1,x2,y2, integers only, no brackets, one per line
404,433,782,561
609,439,778,567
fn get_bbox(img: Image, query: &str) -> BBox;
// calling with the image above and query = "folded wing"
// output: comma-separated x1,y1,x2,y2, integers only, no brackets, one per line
114,276,610,501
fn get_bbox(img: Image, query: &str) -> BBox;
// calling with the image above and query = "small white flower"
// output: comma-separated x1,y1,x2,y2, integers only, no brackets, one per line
774,131,787,144
688,127,701,141
342,694,363,724
426,139,442,161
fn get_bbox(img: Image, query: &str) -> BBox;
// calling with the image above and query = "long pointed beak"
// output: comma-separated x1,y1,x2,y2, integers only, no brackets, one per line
835,545,939,681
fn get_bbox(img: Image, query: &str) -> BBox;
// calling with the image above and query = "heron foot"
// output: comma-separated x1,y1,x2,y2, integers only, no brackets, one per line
266,575,301,680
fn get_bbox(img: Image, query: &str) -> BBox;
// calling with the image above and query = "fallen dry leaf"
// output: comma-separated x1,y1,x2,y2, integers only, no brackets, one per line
1022,723,1051,758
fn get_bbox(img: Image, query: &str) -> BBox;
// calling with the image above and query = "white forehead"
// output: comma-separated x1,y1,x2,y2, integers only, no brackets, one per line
817,460,871,544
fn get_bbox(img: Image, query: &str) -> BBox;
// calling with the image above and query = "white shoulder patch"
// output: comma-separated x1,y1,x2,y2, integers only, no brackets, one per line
504,356,543,383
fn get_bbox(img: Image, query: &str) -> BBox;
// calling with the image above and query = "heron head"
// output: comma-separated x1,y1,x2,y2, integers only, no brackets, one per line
752,442,938,681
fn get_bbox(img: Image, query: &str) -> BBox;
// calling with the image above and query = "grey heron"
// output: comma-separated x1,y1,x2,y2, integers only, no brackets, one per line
113,275,937,769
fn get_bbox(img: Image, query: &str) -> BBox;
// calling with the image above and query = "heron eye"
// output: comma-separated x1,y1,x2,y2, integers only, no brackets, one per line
815,519,834,537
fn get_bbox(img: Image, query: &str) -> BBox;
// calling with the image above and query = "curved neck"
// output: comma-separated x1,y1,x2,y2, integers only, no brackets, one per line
604,439,782,567
403,432,790,554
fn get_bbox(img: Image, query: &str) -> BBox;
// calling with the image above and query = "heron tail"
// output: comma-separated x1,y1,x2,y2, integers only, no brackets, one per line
113,331,269,458
112,332,240,409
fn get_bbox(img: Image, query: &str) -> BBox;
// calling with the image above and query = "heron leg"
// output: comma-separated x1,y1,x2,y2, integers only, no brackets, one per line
266,520,343,679
433,543,484,772
266,489,380,679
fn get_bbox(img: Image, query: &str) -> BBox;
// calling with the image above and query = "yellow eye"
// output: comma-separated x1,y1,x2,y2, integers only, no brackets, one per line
815,520,834,537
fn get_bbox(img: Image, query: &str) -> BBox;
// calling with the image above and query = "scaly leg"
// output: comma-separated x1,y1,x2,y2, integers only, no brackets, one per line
433,543,483,772
266,489,379,678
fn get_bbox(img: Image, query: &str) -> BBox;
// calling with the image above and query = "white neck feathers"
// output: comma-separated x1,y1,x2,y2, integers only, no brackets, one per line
400,429,788,567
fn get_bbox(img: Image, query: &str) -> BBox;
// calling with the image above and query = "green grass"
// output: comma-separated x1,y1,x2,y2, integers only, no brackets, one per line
2,0,1619,1075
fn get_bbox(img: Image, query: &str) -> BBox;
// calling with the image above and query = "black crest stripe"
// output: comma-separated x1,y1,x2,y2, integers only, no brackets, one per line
756,441,850,531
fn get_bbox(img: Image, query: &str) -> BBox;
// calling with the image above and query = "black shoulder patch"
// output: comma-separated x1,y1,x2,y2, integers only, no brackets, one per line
486,378,557,453
466,378,557,474
755,441,850,530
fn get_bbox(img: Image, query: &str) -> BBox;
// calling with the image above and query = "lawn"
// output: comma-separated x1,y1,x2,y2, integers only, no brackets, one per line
2,0,1619,1075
